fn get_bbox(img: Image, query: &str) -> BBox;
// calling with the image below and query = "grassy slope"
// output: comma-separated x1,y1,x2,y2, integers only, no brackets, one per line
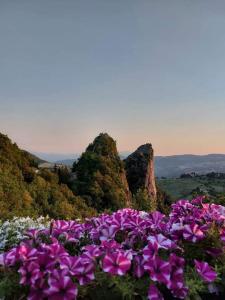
157,177,225,200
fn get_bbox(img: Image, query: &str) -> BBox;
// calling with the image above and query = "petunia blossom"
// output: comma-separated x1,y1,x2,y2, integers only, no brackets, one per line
144,256,170,284
147,284,164,300
194,260,217,282
102,251,131,276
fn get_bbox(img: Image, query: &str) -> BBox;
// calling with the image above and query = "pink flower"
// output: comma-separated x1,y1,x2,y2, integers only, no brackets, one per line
102,251,131,276
144,256,170,285
133,255,145,278
147,284,164,300
147,234,177,250
74,258,95,285
82,245,102,260
183,223,204,242
28,278,48,300
167,254,185,292
3,248,19,267
18,261,41,285
45,270,78,300
60,256,84,276
143,241,158,261
99,224,118,241
194,260,217,282
171,286,188,299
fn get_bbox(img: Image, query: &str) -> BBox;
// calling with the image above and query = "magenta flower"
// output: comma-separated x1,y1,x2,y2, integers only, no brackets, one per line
167,254,185,291
194,260,217,282
28,278,48,300
99,224,118,241
147,233,177,250
144,256,170,284
82,245,102,260
171,286,188,299
102,251,131,276
18,261,41,285
3,247,20,267
60,256,84,276
45,270,78,300
147,284,164,300
143,241,158,261
73,258,95,285
191,196,204,206
183,223,204,242
100,240,122,252
46,243,68,260
133,255,145,278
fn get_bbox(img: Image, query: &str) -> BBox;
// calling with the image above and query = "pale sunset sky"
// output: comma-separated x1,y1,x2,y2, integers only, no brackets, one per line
1,0,225,157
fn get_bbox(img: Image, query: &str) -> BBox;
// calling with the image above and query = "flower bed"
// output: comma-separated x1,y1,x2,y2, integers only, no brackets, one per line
0,197,225,299
0,216,50,252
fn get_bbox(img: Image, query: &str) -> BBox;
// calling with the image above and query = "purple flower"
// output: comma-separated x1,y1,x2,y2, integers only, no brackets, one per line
3,247,20,267
171,286,188,299
167,254,185,291
18,261,41,285
147,284,164,300
144,256,170,285
183,223,204,242
194,260,217,282
99,224,118,241
60,256,84,276
45,270,78,300
82,245,102,260
147,233,177,250
73,258,95,285
28,278,48,300
102,251,131,276
143,241,158,261
133,255,145,278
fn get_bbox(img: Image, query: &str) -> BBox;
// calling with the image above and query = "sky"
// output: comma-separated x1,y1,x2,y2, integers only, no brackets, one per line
1,0,225,157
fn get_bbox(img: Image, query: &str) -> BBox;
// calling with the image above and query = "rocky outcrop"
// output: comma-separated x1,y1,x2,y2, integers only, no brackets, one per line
124,144,157,201
120,168,132,207
72,133,131,210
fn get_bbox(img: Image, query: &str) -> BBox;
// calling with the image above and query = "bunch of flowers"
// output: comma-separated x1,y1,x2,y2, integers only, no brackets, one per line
0,216,50,252
0,196,225,299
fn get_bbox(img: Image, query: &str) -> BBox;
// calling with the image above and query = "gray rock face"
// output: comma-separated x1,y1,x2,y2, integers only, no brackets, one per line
124,144,157,200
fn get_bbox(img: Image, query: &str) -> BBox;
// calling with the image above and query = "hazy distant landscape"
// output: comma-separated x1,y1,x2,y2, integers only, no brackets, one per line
45,153,225,178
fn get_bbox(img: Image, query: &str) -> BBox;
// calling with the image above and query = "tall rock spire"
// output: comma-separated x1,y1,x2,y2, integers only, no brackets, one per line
72,133,131,210
124,143,157,201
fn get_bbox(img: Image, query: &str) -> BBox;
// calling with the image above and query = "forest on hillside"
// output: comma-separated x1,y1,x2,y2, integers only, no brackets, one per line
0,132,169,221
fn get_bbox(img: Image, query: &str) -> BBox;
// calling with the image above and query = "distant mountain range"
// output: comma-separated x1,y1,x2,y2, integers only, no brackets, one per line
46,153,225,178
155,154,225,177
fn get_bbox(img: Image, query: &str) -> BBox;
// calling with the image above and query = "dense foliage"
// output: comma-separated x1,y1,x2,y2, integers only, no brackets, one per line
71,133,130,211
0,133,96,220
0,196,224,299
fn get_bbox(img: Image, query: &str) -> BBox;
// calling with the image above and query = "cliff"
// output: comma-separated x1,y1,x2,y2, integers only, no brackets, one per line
124,143,157,201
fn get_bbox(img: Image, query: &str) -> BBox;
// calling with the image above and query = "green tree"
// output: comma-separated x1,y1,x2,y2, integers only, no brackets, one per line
72,133,130,211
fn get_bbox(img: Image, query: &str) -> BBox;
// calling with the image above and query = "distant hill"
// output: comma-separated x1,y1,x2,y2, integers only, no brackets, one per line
55,158,77,166
155,154,225,178
54,152,131,166
53,153,225,178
